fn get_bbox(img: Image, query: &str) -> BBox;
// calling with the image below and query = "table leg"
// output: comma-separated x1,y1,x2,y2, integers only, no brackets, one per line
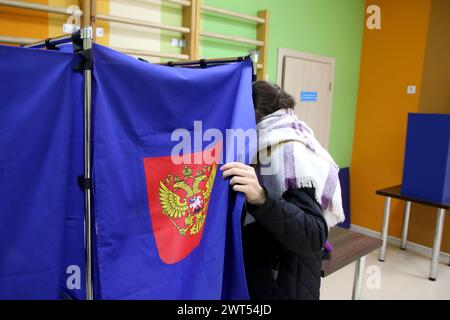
352,255,366,300
400,201,412,250
429,208,446,281
379,197,391,262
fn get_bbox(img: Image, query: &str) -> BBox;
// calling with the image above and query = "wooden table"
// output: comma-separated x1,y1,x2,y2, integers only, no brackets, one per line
322,227,382,300
376,185,450,281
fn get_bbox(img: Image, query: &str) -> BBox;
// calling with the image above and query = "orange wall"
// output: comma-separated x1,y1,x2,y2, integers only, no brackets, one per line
0,0,109,45
0,0,49,42
351,0,432,239
419,0,450,115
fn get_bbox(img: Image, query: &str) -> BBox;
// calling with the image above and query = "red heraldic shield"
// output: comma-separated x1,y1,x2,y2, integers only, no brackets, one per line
143,144,221,264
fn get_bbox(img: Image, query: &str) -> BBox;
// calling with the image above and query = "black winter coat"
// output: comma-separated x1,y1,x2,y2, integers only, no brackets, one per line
242,187,328,300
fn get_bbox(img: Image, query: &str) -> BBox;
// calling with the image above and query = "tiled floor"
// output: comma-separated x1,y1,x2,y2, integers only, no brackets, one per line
320,244,450,300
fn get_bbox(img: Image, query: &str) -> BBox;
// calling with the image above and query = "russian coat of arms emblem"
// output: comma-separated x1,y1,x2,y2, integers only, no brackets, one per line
143,145,220,264
158,164,217,237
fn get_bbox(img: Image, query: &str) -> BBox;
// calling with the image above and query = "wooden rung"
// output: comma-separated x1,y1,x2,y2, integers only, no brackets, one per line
137,0,191,6
0,0,83,16
200,31,264,47
0,35,38,45
200,4,265,24
163,0,190,6
256,9,269,80
96,13,190,33
112,47,190,60
80,0,91,28
182,0,200,60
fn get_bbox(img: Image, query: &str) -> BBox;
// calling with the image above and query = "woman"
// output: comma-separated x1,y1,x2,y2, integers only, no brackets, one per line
220,81,345,300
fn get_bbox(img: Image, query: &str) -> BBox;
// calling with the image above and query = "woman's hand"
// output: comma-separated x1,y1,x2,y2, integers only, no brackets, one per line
220,162,266,205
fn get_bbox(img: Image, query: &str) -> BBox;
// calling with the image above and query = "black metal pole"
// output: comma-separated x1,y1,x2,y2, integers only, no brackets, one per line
161,55,251,68
22,33,75,49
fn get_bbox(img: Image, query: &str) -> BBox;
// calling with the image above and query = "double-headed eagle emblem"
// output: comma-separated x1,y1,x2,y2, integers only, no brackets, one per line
158,163,217,237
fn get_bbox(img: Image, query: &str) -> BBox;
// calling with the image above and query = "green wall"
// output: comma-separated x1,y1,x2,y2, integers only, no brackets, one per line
161,0,365,167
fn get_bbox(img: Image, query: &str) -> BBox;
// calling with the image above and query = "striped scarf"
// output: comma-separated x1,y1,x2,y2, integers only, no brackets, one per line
252,108,345,228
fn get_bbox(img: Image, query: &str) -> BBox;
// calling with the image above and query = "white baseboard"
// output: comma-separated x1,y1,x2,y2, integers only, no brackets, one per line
350,224,450,264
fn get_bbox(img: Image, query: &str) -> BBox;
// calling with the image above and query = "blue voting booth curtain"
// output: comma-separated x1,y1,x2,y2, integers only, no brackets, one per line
0,45,84,299
92,44,255,299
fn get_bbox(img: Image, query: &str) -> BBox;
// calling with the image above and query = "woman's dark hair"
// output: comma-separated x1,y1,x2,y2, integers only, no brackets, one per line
252,80,296,122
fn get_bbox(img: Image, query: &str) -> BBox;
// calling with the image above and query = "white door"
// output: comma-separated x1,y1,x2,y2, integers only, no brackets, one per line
278,49,335,149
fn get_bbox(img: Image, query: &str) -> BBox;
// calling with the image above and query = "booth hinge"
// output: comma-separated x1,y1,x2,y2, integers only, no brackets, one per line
73,48,93,71
78,175,92,190
44,38,59,51
72,28,93,71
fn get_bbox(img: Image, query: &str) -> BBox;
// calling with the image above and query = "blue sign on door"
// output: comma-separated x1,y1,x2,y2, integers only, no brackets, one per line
300,91,318,102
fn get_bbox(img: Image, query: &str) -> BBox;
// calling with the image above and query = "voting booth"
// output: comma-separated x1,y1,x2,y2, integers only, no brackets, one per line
402,113,450,203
